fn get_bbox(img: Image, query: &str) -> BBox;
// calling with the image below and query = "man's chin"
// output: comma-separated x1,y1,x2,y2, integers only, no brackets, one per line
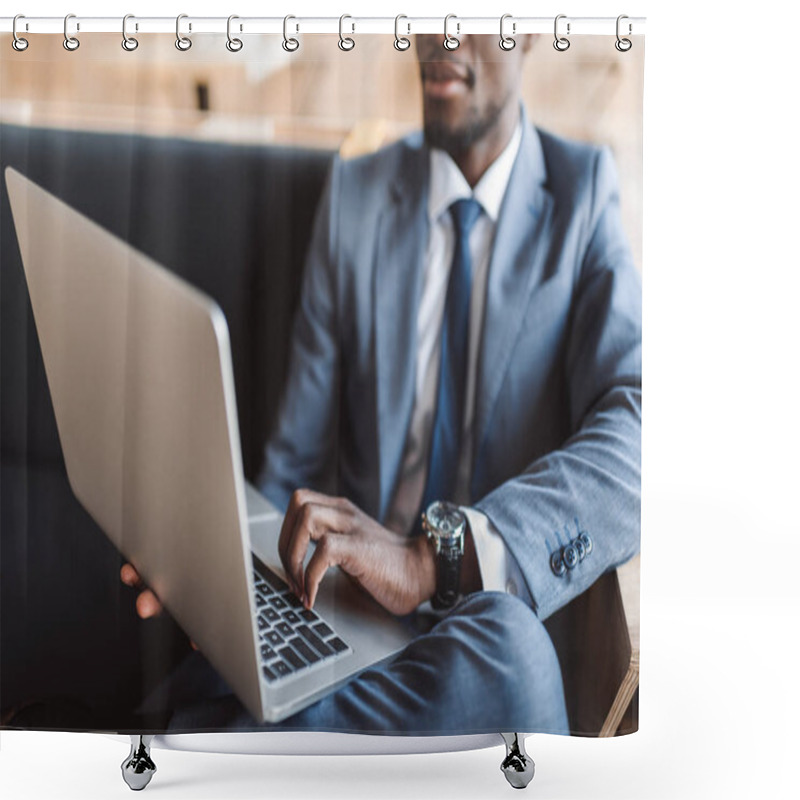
424,119,452,147
423,119,482,156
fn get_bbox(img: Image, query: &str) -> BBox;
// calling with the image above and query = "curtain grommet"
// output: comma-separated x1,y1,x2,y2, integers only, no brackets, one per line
226,15,243,52
394,14,411,51
63,13,80,51
283,15,300,52
176,14,192,51
553,14,570,52
443,14,460,51
499,14,516,51
12,14,29,52
122,14,139,52
338,14,355,51
615,15,632,52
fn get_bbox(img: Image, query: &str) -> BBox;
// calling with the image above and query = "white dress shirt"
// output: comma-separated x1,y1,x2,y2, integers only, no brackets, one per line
383,119,532,605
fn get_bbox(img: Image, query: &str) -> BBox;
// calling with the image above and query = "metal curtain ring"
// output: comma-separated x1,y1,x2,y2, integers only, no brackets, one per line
176,14,192,51
122,14,139,51
226,15,243,52
499,14,516,51
63,13,80,51
282,15,299,52
615,14,632,52
12,14,29,52
394,14,410,51
338,14,355,51
443,14,459,51
553,14,570,52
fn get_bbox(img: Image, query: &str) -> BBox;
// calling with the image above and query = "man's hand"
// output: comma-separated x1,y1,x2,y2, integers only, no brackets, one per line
279,489,436,616
120,563,199,650
120,563,163,619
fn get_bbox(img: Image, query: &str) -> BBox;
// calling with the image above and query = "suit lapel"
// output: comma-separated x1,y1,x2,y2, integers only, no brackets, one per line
374,141,430,520
472,124,554,480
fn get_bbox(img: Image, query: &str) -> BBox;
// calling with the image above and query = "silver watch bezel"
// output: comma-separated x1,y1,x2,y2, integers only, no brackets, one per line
422,500,466,555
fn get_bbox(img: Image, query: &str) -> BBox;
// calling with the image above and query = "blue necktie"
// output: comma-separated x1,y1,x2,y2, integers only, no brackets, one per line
420,198,483,514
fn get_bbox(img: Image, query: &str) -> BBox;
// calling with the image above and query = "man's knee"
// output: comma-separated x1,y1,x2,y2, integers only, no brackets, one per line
437,591,568,731
447,591,558,667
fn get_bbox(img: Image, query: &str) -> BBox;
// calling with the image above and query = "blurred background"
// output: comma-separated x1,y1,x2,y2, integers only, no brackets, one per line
1,33,643,268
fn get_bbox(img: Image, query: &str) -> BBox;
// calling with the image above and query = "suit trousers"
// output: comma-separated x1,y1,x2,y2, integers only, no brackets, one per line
137,591,570,735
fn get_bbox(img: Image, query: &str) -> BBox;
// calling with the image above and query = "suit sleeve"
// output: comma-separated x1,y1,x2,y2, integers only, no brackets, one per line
256,160,341,512
474,148,642,621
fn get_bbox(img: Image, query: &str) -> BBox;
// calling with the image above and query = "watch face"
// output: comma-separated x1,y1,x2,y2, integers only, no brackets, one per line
426,501,464,540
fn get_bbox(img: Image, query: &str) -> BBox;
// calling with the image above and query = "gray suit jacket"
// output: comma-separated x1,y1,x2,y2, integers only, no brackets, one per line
258,115,642,622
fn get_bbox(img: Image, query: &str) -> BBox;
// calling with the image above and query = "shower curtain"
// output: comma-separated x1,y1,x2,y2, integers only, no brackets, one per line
0,20,643,741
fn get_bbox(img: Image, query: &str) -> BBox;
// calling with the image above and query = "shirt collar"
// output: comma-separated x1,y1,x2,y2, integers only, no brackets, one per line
427,115,523,226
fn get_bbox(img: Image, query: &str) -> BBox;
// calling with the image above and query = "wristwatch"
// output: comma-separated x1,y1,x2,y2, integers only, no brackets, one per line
421,501,466,610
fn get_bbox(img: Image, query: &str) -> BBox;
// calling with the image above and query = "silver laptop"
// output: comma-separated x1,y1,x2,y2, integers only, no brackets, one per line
5,166,413,723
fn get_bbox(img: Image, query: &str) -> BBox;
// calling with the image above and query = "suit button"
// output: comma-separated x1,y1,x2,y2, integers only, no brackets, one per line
550,551,566,577
578,531,593,555
563,543,579,570
573,537,586,561
506,579,518,596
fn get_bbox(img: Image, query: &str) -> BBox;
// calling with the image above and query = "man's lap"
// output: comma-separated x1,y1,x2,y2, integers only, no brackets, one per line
138,591,569,736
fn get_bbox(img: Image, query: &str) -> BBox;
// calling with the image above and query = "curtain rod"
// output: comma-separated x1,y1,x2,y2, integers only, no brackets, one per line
1,16,646,36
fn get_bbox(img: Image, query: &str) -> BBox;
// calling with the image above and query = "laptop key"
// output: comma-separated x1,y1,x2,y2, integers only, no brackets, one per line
269,596,288,610
262,665,277,682
256,595,266,607
289,636,321,665
261,644,277,661
283,610,300,624
264,630,284,647
283,593,304,609
276,622,293,638
297,624,333,657
279,647,306,671
257,616,269,630
328,637,348,653
272,660,292,677
312,622,334,639
263,607,280,623
265,571,290,594
300,609,318,623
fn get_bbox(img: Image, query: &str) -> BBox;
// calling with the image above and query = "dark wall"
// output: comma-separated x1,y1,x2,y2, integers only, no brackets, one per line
0,124,332,727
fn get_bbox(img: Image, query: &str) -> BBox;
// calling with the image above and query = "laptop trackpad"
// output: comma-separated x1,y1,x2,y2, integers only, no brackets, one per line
245,482,281,522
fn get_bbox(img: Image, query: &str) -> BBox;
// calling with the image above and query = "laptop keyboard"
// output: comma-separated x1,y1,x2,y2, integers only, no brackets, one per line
252,555,351,684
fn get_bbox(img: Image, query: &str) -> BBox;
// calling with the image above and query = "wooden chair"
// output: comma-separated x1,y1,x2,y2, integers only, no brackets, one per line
545,554,640,736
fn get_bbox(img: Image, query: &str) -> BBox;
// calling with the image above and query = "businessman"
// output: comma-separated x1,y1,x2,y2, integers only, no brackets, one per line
123,33,641,734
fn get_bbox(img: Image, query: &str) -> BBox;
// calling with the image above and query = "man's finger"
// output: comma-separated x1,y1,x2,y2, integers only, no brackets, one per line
303,533,350,609
135,589,163,619
277,492,303,589
284,502,354,595
278,489,320,593
120,563,143,588
278,489,350,593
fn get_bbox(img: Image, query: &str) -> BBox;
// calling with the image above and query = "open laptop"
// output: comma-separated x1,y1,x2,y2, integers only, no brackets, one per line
5,166,413,724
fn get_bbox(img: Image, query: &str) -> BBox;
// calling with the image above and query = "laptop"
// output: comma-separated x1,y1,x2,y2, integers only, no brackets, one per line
5,166,414,723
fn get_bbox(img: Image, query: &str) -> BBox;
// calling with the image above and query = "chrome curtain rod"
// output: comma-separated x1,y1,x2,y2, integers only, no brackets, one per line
0,15,645,36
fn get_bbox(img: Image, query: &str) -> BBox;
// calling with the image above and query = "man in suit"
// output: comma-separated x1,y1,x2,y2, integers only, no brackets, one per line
124,33,641,734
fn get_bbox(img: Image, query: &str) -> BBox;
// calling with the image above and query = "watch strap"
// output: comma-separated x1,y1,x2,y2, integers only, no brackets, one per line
432,539,463,610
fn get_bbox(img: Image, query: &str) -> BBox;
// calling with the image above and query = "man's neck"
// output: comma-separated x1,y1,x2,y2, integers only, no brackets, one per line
450,104,521,188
